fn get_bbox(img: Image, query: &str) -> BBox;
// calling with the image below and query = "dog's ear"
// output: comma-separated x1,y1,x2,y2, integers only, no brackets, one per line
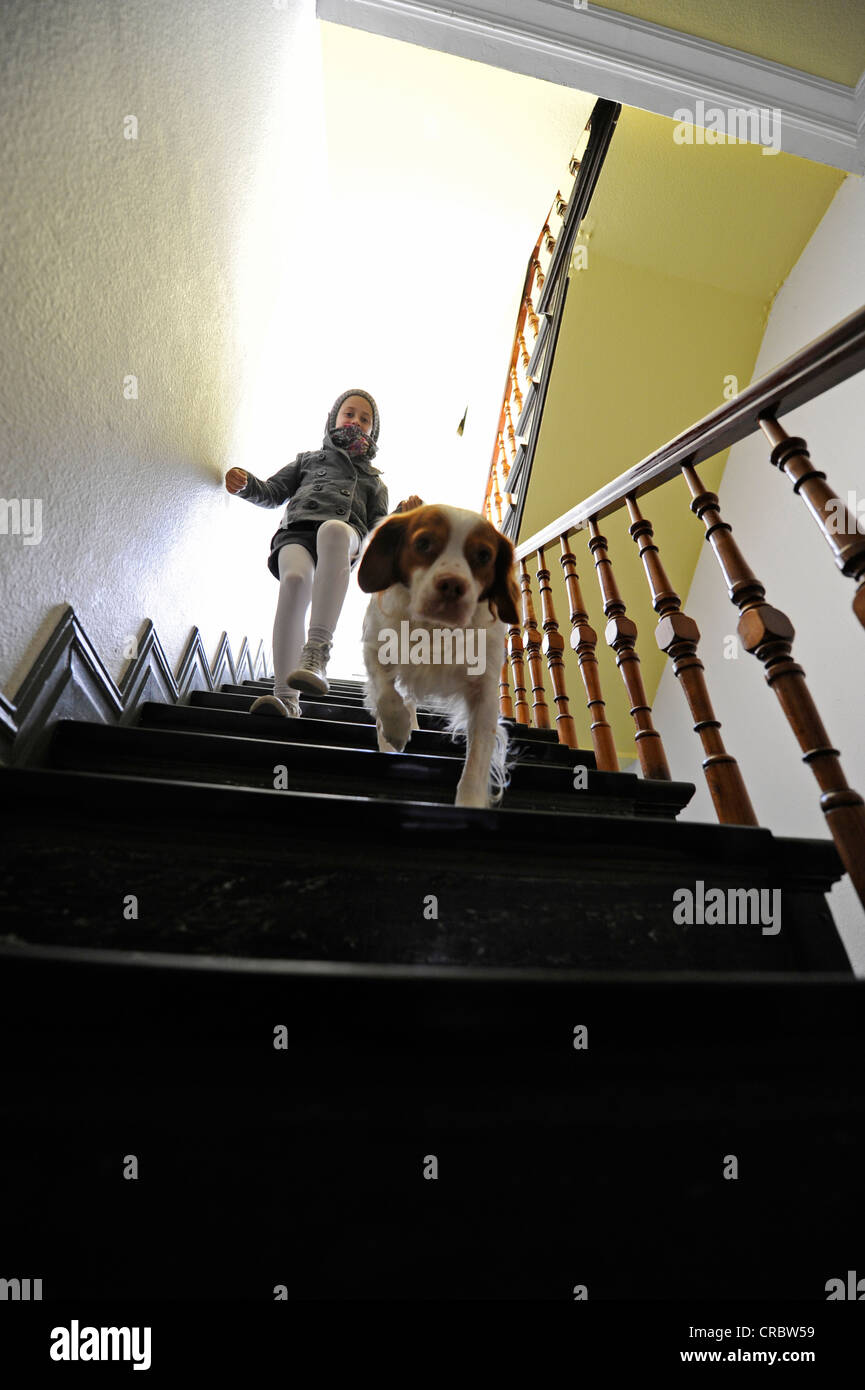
487,533,521,624
357,513,410,593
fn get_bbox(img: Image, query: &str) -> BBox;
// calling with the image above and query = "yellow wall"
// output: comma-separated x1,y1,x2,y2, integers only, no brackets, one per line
517,105,845,766
585,0,865,85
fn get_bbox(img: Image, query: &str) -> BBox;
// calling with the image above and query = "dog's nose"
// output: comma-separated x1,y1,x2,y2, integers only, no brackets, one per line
435,574,467,601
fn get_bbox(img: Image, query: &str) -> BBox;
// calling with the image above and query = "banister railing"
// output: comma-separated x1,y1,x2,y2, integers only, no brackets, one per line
496,304,865,913
482,98,621,535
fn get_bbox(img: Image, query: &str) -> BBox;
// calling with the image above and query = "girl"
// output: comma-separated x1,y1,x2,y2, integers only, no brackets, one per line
226,387,420,715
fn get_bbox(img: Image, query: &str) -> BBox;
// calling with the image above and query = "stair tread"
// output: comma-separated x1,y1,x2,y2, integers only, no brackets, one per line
137,699,597,769
42,717,692,816
0,942,859,1301
0,766,847,972
0,763,842,864
190,688,565,742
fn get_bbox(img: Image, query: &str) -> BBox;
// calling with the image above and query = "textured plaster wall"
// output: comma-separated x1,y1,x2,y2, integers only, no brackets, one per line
651,174,865,965
0,0,330,696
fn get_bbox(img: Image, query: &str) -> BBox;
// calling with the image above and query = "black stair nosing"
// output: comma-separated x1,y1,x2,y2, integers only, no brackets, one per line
44,718,691,818
41,718,676,815
224,680,513,726
0,765,845,885
0,939,860,995
222,689,369,711
243,678,366,694
136,700,599,770
189,688,447,730
190,688,566,743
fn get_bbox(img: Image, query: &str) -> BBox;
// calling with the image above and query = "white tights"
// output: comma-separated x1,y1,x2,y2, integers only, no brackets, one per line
272,519,360,698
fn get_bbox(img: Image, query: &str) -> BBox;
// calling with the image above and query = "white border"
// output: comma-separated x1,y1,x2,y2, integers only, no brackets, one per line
316,0,865,173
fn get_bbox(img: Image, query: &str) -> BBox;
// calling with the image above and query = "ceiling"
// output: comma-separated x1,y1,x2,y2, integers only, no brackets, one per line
584,0,865,85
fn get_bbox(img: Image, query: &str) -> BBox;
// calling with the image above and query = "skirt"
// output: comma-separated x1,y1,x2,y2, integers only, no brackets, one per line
267,520,364,580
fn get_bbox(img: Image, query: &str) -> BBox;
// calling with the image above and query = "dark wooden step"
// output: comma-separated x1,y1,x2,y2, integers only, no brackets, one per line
40,718,692,818
0,765,848,972
189,687,567,743
0,941,861,1299
137,700,598,771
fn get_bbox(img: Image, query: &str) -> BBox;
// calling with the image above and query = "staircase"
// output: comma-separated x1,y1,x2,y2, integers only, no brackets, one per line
1,676,862,1300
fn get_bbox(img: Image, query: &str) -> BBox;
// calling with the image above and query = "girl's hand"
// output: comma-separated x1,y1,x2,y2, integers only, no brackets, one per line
395,495,424,513
225,468,248,494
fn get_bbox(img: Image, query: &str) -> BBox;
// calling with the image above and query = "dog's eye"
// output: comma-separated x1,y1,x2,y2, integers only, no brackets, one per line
415,535,432,552
475,547,493,565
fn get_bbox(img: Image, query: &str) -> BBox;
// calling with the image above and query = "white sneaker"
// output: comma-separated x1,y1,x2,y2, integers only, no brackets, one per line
288,639,332,695
249,693,302,718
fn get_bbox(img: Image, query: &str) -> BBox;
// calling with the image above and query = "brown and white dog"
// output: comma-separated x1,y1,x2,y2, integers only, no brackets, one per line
357,504,521,808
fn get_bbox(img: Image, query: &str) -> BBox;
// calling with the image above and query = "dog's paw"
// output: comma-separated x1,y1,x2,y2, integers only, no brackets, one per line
376,700,412,753
455,781,490,809
375,718,399,754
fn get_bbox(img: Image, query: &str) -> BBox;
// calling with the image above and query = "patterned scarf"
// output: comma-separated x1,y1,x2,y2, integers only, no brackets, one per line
330,420,379,462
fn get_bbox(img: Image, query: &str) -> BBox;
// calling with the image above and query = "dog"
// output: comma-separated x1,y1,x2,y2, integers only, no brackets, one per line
357,504,521,808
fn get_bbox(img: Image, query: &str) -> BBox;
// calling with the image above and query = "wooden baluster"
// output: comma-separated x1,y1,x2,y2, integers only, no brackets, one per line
492,456,503,529
626,494,757,825
505,401,516,458
519,561,551,730
559,535,619,771
507,623,530,725
510,366,523,413
543,222,556,254
498,437,510,481
587,516,672,779
531,254,545,289
759,417,865,629
682,462,865,909
554,189,568,219
499,653,514,721
518,332,531,372
524,296,540,337
535,546,578,747
568,152,581,176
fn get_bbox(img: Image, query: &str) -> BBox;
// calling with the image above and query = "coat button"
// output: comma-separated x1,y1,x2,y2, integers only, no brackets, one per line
313,484,323,491
340,488,350,496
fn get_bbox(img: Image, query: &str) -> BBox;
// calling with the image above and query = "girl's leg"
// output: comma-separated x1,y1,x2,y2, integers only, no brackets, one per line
306,520,360,647
272,543,315,700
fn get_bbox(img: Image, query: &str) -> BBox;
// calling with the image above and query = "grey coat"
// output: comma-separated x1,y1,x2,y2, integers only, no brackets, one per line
237,438,390,540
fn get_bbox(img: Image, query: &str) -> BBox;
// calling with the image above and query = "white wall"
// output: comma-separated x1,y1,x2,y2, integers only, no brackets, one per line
0,0,332,699
652,173,865,968
0,0,596,700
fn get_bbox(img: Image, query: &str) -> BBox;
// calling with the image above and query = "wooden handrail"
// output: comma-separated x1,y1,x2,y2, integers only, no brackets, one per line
515,303,865,558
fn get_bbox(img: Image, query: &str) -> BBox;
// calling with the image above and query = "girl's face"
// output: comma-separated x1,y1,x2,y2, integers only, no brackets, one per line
335,396,374,435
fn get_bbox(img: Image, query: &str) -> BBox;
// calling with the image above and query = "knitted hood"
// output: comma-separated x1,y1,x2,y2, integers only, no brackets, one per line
323,388,381,467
